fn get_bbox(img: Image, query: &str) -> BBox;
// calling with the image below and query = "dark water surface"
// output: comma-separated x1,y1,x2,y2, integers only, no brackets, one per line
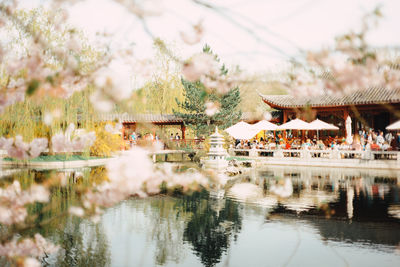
1,166,400,267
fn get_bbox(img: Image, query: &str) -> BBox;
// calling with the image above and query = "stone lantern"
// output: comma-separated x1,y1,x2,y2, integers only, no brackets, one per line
204,127,228,169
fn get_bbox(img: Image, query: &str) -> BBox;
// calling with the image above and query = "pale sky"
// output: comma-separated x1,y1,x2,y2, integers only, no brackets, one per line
20,0,400,73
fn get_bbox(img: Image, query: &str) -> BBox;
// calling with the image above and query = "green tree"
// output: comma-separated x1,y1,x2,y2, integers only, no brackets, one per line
174,79,241,136
174,47,242,136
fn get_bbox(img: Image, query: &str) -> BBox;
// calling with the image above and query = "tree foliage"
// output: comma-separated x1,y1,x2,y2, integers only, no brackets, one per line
174,78,241,136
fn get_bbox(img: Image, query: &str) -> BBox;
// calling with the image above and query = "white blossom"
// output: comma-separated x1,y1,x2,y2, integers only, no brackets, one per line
69,206,85,217
51,125,95,153
23,257,41,267
270,178,293,198
182,53,219,82
204,101,219,116
0,234,59,258
180,21,203,45
0,136,48,160
0,181,50,225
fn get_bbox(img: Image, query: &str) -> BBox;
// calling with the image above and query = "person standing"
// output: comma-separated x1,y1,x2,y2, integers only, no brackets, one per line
385,131,393,145
376,131,385,147
130,131,137,147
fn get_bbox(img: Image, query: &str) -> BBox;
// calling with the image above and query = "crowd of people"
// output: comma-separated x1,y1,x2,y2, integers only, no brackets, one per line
234,130,400,151
126,131,186,148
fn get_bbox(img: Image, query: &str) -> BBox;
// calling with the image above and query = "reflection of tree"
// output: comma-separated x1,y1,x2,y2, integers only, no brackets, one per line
123,196,190,266
52,217,110,267
182,191,242,267
1,167,111,267
147,198,189,265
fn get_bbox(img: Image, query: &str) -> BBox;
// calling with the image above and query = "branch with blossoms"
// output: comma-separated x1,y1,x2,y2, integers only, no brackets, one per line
51,123,96,153
0,180,59,266
0,1,233,266
0,136,48,160
285,7,400,98
68,147,213,223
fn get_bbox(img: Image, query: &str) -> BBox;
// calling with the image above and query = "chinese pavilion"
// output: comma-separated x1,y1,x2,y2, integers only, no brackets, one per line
99,113,186,140
260,87,400,136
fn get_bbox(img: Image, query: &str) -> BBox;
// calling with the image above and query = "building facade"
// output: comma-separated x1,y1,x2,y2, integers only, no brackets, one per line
260,87,400,136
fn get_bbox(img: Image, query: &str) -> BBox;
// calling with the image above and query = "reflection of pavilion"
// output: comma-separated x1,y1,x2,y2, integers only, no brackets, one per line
232,166,400,222
272,213,400,248
257,166,400,247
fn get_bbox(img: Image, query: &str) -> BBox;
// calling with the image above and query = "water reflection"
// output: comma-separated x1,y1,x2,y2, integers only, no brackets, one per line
1,166,400,266
0,167,110,267
181,191,242,267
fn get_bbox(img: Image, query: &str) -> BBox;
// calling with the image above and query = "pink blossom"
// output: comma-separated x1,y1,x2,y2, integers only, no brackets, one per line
270,178,293,198
182,53,218,82
0,234,59,259
180,21,204,45
104,124,114,133
0,181,50,225
263,112,272,121
51,125,95,153
69,206,85,217
90,90,114,113
23,257,41,267
204,101,219,116
228,183,263,201
0,136,48,160
82,147,209,215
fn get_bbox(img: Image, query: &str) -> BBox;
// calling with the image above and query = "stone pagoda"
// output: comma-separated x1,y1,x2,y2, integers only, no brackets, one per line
204,127,228,169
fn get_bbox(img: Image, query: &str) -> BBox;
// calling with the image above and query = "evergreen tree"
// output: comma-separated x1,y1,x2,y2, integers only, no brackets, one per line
174,45,241,136
174,79,242,136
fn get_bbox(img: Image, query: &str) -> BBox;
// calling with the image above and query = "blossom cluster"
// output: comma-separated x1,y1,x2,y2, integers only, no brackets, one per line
0,1,98,114
70,147,209,220
182,53,237,96
287,9,400,97
0,136,48,160
0,233,59,266
51,123,96,153
0,181,49,225
90,60,135,112
180,21,204,45
104,122,123,134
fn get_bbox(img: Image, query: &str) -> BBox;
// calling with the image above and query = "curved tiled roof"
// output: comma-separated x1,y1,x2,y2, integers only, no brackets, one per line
99,112,274,123
260,87,400,109
98,113,184,123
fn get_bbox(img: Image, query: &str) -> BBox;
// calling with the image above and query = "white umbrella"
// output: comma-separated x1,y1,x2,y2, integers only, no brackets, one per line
252,120,278,131
225,121,259,140
309,119,339,130
277,119,313,130
386,120,400,130
309,119,339,140
346,116,353,144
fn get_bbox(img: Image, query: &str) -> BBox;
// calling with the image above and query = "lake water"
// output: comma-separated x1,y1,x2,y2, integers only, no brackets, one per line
1,166,400,267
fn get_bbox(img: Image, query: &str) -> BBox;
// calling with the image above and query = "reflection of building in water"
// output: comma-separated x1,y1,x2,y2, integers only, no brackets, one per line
261,167,400,247
231,166,400,222
310,216,400,247
388,204,400,219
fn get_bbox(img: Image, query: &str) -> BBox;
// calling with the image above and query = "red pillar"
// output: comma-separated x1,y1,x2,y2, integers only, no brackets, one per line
121,123,126,150
181,124,186,139
282,110,288,139
283,110,288,123
343,109,349,137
